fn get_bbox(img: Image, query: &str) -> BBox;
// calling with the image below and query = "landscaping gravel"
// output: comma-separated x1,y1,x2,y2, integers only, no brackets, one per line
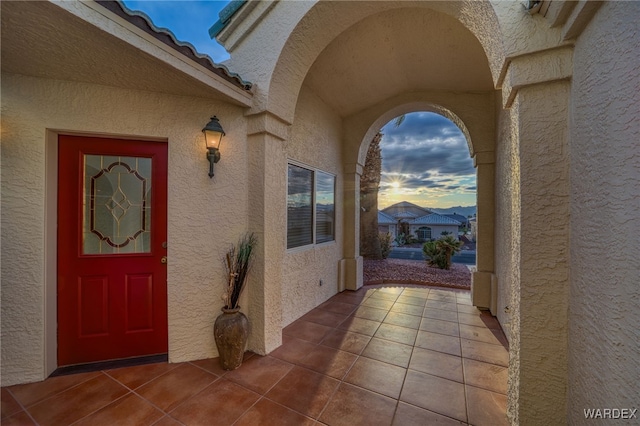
364,258,471,289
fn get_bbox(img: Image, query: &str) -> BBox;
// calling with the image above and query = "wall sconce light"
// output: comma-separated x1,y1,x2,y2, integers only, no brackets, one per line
202,116,226,178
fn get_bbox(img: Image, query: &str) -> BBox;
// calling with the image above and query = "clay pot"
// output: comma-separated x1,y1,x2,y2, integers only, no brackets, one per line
213,307,249,370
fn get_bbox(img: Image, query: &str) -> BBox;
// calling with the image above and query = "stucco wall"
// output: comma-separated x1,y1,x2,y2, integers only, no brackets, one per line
493,103,519,346
281,84,344,327
1,73,248,385
568,1,640,422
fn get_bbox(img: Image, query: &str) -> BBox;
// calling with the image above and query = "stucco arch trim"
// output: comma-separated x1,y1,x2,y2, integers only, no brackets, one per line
342,91,496,172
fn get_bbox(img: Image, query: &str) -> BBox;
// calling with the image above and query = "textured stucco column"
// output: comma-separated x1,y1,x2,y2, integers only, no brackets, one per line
340,164,363,291
246,112,288,355
471,151,496,313
505,76,571,424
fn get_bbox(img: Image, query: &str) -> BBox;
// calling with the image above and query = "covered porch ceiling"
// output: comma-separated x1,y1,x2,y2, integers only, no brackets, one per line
303,7,495,117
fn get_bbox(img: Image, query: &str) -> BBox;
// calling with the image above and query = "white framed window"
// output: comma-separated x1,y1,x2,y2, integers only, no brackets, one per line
287,162,335,249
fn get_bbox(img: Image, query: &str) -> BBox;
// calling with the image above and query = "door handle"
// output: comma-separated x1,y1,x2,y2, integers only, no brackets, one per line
161,256,168,264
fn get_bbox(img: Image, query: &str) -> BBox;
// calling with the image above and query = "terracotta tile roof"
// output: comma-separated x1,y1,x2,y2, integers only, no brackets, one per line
96,0,252,91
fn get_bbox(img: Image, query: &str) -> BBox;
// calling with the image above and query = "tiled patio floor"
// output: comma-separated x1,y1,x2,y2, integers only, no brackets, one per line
1,285,509,426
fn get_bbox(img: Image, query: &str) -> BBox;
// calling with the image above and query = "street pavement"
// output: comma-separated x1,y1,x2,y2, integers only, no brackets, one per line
388,247,476,265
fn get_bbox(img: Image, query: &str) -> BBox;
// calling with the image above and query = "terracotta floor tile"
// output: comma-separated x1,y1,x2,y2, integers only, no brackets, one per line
169,379,260,425
320,329,371,354
106,361,181,390
74,392,163,426
8,371,101,407
299,346,357,380
383,311,422,329
136,363,217,412
1,411,36,426
466,385,509,426
422,307,459,322
401,289,431,298
425,300,458,311
369,291,399,302
0,286,509,426
1,388,22,419
318,301,357,316
269,336,319,364
301,309,348,328
361,297,395,310
420,317,460,337
361,338,413,368
427,293,457,303
409,347,463,383
458,312,502,330
152,415,184,426
319,383,397,426
189,357,231,377
28,374,128,426
461,339,509,367
462,359,508,394
395,295,427,307
235,397,316,426
224,355,292,394
266,366,339,418
400,370,467,422
393,402,465,426
329,292,366,305
338,316,381,336
377,287,405,295
456,304,487,315
414,331,461,356
352,305,389,322
374,323,418,346
390,302,424,316
344,357,406,399
459,324,508,346
283,320,333,343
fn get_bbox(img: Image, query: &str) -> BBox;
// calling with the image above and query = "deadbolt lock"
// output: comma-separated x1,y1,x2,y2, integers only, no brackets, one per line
161,256,168,264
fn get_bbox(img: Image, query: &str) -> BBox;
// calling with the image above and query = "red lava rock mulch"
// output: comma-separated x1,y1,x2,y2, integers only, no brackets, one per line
364,258,471,289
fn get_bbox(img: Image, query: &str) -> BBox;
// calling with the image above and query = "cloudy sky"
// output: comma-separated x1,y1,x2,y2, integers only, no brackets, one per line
122,2,477,209
378,112,476,209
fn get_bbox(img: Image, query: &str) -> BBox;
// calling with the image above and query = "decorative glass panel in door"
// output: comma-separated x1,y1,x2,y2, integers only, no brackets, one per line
83,155,152,254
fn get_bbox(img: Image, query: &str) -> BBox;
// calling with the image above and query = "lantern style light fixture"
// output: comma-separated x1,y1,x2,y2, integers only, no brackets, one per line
202,116,226,178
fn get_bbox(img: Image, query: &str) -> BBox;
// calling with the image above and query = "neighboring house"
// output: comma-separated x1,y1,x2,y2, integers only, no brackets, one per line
2,1,637,424
377,210,397,240
469,217,477,242
444,213,471,233
379,202,461,242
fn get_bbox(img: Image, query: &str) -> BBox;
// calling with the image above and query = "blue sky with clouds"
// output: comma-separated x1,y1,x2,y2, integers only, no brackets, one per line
122,1,476,209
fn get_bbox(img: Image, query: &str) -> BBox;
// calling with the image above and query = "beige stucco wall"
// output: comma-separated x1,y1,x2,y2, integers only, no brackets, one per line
568,1,640,422
281,84,344,327
0,73,248,386
492,104,519,346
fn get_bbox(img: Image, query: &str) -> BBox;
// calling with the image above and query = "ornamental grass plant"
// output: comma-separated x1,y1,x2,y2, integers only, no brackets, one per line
223,232,257,309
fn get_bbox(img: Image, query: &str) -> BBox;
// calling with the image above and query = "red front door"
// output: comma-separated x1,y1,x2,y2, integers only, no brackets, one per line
57,135,168,366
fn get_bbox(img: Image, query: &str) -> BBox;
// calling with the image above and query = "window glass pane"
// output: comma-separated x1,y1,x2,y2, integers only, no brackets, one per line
287,164,313,248
316,171,335,244
83,155,152,254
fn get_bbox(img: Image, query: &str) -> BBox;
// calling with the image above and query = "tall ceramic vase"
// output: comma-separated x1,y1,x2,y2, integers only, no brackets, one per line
213,306,249,370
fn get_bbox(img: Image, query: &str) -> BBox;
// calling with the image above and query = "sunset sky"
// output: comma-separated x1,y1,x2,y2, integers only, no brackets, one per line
121,1,477,209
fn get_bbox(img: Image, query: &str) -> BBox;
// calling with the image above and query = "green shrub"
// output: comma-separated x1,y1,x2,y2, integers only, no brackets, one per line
379,232,392,259
422,235,463,270
394,233,406,246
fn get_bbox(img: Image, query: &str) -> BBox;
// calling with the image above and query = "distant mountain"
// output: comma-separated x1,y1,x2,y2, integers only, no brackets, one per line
429,206,476,217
